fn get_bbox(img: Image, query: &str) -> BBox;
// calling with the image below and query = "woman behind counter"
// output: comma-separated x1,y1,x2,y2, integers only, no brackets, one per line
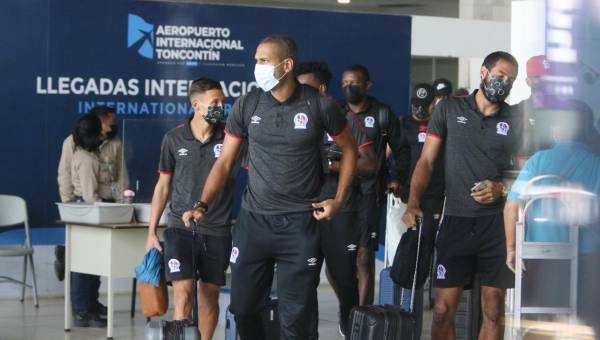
68,113,108,327
71,113,105,203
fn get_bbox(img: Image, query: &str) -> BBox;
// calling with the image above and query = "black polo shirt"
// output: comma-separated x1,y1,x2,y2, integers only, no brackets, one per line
397,115,445,203
225,83,348,215
158,121,234,236
319,111,374,212
427,90,522,217
343,97,403,196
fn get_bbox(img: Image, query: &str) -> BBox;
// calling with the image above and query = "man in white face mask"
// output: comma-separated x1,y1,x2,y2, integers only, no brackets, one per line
183,35,358,340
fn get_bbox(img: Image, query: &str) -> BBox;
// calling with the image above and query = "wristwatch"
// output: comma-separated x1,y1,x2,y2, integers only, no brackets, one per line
192,201,209,213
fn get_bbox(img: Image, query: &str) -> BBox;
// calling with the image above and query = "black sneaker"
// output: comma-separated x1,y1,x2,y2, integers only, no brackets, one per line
73,312,107,328
338,323,346,339
54,246,65,282
91,301,108,318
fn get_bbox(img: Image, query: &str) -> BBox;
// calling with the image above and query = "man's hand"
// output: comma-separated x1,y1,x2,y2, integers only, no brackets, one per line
182,208,205,227
402,204,423,228
387,180,402,198
312,199,342,221
506,249,526,274
145,233,162,252
471,179,505,204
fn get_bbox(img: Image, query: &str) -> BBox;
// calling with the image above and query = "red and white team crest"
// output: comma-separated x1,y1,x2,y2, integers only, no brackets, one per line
294,113,309,129
168,259,181,273
496,122,510,136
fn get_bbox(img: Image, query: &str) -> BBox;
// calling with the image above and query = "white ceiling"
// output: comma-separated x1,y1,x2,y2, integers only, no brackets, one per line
148,0,460,18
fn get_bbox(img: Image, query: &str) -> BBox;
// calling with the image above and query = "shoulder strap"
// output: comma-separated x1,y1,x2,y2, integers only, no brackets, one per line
303,86,322,127
377,102,390,137
241,88,262,125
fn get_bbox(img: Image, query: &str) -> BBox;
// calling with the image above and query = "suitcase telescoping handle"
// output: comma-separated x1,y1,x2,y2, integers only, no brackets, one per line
191,225,199,327
400,217,422,313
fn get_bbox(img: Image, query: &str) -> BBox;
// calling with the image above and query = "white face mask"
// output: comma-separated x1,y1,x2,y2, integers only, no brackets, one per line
254,60,287,92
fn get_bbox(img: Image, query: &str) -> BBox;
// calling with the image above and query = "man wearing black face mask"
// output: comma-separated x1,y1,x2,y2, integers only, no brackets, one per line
395,83,445,337
145,78,235,340
397,83,444,240
340,64,403,306
403,51,522,340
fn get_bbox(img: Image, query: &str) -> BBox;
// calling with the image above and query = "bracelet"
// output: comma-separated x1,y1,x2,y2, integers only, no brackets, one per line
192,201,209,213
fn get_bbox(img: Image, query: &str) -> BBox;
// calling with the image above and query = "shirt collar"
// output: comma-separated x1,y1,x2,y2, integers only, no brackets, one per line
468,89,509,118
265,81,303,105
346,97,374,115
182,118,224,143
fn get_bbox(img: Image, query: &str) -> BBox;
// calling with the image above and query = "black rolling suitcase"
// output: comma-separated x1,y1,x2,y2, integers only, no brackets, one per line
144,228,201,340
225,297,280,340
349,218,425,340
348,305,413,340
455,278,482,340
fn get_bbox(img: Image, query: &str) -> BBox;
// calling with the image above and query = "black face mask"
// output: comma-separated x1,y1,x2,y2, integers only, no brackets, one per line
105,125,118,140
480,71,512,103
204,106,224,125
343,85,365,105
411,104,429,120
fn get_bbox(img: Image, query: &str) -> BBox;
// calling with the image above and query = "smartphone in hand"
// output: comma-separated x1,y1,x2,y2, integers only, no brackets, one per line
470,181,487,193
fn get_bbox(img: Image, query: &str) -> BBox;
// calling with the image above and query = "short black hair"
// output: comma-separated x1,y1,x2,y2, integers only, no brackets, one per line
260,35,298,62
454,88,470,97
482,51,519,72
432,78,453,96
73,113,103,152
188,77,222,98
295,62,333,87
343,64,370,82
88,106,115,119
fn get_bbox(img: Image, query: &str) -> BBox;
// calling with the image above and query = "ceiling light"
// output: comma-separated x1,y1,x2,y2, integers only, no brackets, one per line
338,0,351,4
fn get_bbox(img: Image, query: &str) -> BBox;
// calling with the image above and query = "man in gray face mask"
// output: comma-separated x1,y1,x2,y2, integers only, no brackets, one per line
403,51,522,340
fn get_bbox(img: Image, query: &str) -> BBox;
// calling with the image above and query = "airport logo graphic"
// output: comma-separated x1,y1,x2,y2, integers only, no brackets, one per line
127,13,246,66
127,14,155,59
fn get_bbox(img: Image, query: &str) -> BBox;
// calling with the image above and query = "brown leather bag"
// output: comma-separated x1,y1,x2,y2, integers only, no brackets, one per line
139,271,169,317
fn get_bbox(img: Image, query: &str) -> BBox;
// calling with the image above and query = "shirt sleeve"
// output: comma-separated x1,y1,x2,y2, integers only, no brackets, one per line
507,154,538,201
57,136,75,202
158,134,175,174
224,96,246,140
426,100,447,141
319,96,348,139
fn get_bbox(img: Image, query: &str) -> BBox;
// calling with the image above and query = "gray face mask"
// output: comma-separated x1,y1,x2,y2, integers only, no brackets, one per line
411,104,429,119
480,69,512,103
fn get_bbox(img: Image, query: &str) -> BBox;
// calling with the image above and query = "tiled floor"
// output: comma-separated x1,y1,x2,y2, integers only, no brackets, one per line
0,284,434,340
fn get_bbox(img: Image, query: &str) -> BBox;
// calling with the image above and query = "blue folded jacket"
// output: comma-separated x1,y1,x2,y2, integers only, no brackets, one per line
134,248,163,287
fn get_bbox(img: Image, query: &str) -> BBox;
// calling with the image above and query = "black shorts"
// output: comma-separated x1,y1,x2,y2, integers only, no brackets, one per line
163,227,232,286
434,214,514,289
357,194,379,249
